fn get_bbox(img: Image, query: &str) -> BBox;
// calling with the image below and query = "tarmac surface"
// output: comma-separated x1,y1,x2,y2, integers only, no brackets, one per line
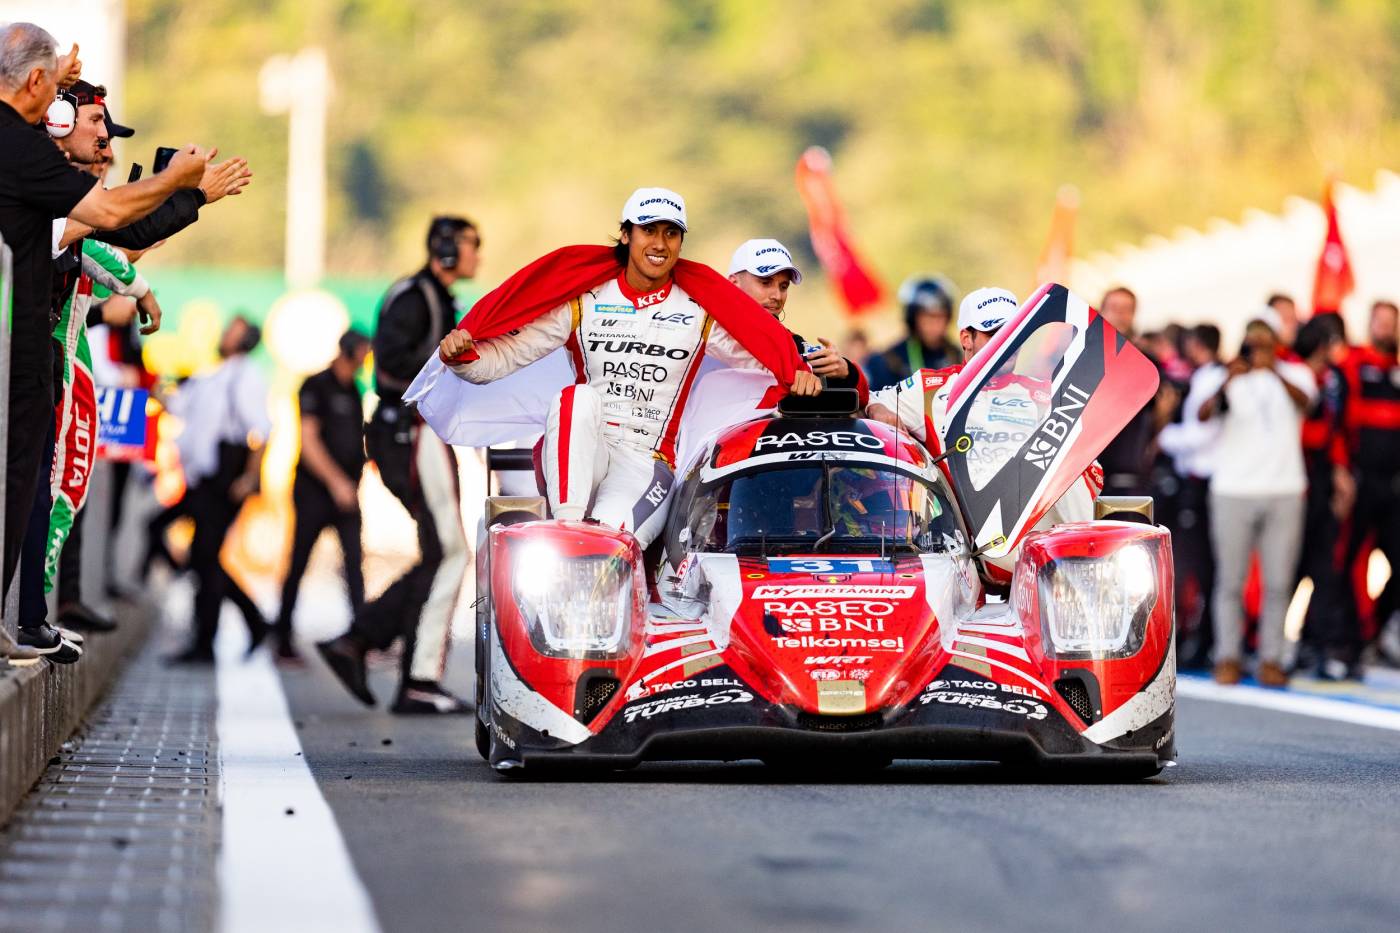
281,653,1400,933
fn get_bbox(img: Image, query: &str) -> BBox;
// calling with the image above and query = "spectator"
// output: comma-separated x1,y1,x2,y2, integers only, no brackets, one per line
1197,318,1316,686
317,216,478,715
1267,293,1300,350
1097,287,1177,496
1157,323,1224,669
864,274,959,390
1338,300,1399,665
165,316,271,664
272,330,372,665
840,329,870,364
1292,315,1355,678
0,22,203,652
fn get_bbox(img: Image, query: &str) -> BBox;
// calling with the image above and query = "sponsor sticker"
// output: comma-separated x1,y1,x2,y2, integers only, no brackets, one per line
918,679,1048,719
753,585,914,599
622,687,754,723
766,558,896,574
594,303,636,315
753,429,884,451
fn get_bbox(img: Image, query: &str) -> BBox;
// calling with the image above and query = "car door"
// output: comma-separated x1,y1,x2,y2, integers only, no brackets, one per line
938,283,1160,559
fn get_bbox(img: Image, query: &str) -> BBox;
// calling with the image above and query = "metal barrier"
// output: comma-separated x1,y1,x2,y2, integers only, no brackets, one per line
1,235,13,645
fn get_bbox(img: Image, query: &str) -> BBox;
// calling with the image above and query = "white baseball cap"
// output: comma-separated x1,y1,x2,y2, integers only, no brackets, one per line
956,286,1019,333
726,238,803,284
621,187,688,232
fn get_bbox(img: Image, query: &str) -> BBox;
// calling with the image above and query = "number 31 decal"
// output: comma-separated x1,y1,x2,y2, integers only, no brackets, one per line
766,558,895,574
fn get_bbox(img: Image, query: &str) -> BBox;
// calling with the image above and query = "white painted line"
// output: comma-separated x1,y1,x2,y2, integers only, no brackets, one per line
216,623,381,933
1178,677,1400,733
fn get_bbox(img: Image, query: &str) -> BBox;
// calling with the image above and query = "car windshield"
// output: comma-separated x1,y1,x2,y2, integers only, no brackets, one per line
684,462,966,555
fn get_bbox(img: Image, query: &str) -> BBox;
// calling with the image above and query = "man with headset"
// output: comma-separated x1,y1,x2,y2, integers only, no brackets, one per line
318,217,478,714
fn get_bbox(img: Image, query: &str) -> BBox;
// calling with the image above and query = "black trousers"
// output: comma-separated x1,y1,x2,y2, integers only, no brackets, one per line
1333,469,1400,655
275,476,364,636
187,444,265,653
1173,475,1215,664
4,372,53,599
350,412,460,686
57,506,84,607
18,412,56,625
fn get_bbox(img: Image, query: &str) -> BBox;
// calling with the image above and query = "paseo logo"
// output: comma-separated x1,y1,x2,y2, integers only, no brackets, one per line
753,430,883,451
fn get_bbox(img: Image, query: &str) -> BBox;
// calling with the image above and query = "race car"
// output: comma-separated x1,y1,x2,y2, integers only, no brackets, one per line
472,284,1175,778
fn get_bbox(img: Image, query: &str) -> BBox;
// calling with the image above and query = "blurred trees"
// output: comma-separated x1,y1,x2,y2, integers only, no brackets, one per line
125,0,1400,334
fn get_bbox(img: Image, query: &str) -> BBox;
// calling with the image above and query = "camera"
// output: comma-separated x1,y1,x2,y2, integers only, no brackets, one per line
152,146,178,174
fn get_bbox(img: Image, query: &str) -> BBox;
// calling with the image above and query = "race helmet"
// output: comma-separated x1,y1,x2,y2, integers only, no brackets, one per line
897,274,957,331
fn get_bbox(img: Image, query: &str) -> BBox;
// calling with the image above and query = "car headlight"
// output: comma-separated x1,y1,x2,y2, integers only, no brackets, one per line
511,541,634,659
1037,542,1156,658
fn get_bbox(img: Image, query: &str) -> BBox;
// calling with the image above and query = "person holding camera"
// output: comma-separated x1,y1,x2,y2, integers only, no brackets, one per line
0,25,206,650
1196,316,1315,687
725,238,867,403
318,217,478,714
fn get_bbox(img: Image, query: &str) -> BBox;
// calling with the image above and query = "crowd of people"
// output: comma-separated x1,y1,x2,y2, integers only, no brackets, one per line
857,282,1398,685
0,22,250,663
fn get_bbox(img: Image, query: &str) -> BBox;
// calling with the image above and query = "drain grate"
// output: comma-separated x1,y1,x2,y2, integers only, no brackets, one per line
0,641,220,933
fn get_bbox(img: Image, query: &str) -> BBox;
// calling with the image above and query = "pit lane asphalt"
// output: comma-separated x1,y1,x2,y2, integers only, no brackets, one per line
279,653,1400,933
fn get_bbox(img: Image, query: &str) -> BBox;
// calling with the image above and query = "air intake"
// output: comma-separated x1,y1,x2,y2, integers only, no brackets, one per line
1055,677,1096,724
574,675,620,724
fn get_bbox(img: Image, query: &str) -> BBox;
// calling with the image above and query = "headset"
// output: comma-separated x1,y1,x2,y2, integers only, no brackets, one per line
45,90,79,138
427,216,473,270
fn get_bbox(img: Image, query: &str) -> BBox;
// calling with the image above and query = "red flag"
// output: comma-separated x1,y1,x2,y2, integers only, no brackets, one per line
795,147,884,316
1033,185,1078,288
1312,176,1354,315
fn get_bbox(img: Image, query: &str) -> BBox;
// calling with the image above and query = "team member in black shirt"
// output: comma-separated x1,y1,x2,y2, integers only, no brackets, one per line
0,23,204,657
273,331,371,664
319,217,479,714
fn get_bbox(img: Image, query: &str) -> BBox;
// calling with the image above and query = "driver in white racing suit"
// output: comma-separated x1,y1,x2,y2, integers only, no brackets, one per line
867,287,1100,577
439,188,820,547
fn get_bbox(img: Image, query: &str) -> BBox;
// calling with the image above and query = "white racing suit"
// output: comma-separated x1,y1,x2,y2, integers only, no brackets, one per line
451,275,766,546
871,366,1102,578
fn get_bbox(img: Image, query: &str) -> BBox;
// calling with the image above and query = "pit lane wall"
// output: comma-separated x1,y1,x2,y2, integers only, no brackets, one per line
0,601,153,826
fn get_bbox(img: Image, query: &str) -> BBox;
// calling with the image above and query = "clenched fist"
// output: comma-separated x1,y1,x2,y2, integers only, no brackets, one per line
790,370,822,396
439,329,476,363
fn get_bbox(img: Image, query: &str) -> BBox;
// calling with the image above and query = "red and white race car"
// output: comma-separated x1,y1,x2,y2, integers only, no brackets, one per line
472,284,1175,778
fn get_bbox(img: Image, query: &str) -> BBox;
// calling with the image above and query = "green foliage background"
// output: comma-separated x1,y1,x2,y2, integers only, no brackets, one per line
126,0,1400,338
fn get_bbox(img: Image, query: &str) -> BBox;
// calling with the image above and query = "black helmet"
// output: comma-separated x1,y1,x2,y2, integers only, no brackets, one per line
897,274,955,331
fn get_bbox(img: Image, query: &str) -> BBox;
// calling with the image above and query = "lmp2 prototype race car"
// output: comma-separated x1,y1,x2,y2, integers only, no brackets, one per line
472,284,1176,778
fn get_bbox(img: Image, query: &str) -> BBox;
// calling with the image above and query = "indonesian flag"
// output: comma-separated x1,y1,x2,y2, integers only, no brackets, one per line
1312,176,1354,315
408,245,807,462
795,147,884,315
1033,185,1078,288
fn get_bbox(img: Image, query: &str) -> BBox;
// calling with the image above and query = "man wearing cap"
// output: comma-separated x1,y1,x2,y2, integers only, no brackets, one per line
726,238,867,403
436,187,817,550
865,287,1100,578
52,80,252,254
